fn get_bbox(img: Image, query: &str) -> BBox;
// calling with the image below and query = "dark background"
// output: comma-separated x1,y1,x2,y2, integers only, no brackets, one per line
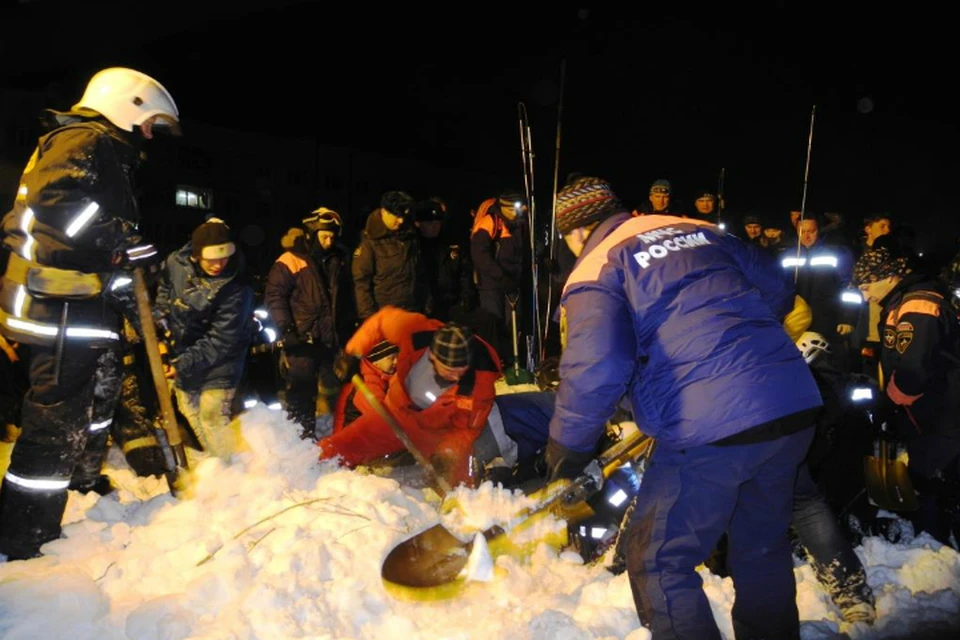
3,0,958,263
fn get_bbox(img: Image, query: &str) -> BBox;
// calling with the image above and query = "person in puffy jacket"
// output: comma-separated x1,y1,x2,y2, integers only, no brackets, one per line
155,218,254,460
544,176,822,640
265,208,353,438
0,67,179,560
352,191,428,321
318,307,501,488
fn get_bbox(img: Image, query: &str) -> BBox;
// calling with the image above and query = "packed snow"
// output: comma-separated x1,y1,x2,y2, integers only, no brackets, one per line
1,386,959,639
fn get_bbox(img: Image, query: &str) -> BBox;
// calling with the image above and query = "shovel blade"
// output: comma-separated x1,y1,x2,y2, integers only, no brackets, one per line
381,523,474,588
863,455,919,512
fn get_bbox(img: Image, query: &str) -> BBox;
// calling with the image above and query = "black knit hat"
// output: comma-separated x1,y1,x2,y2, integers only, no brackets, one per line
431,323,473,368
380,191,415,217
191,217,236,260
367,340,399,362
555,176,623,235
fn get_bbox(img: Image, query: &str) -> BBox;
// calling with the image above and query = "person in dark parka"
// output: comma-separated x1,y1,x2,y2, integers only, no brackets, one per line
352,191,428,321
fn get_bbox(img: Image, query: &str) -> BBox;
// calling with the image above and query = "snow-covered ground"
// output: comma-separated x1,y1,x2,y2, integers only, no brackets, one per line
1,384,959,639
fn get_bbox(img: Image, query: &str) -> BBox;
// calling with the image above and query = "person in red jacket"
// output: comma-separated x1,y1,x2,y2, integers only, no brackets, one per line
332,340,398,434
318,307,501,487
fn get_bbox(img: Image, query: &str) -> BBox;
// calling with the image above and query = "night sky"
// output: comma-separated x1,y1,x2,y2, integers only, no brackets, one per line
3,1,958,260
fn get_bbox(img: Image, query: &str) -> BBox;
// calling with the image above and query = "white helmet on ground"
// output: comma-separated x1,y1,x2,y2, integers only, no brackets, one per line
73,67,180,134
796,331,831,364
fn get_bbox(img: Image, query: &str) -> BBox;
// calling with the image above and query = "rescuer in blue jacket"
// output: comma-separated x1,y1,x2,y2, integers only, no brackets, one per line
544,176,822,640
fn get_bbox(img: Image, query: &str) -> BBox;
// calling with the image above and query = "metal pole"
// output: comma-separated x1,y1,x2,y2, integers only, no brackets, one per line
517,103,542,370
794,105,817,283
716,167,725,226
543,59,566,355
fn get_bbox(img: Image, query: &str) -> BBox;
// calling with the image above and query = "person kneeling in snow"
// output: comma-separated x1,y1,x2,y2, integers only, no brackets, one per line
318,307,501,488
331,340,399,434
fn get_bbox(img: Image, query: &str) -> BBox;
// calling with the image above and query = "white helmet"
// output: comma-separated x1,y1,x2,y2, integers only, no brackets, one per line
73,67,180,134
796,331,831,364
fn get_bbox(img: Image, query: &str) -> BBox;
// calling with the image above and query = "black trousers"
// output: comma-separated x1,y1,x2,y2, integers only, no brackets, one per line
0,340,122,559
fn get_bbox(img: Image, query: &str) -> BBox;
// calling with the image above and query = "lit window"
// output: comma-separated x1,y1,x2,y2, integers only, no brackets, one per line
175,186,213,210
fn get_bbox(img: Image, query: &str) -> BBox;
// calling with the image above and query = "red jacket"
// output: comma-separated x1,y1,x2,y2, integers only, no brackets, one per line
319,306,501,486
332,357,390,434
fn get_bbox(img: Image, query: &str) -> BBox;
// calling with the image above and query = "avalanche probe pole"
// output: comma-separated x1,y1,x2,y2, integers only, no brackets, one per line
793,104,817,283
518,103,543,371
542,58,566,357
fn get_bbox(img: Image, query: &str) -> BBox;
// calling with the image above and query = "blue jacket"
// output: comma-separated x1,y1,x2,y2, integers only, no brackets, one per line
549,213,822,452
155,243,255,391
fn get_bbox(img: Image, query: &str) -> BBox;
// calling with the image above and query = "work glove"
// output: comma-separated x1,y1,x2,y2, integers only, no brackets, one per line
125,444,169,478
545,437,596,483
333,350,361,384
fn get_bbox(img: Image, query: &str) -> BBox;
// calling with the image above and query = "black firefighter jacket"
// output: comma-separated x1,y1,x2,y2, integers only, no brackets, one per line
351,209,428,320
0,112,154,349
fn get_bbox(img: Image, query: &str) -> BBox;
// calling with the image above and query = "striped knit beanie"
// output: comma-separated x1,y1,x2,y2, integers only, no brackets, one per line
555,177,623,235
431,323,473,368
367,340,399,362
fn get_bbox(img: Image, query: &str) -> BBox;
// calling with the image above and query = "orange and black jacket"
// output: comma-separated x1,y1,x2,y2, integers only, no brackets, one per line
470,198,523,291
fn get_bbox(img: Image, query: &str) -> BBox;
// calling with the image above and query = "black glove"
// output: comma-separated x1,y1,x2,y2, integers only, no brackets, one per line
545,437,596,482
281,328,302,350
869,392,901,438
501,275,519,293
540,256,560,276
333,351,361,383
459,290,478,312
125,445,169,478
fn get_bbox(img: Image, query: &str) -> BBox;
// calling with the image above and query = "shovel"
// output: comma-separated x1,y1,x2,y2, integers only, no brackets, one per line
380,428,653,594
503,293,534,385
133,267,189,496
863,413,918,512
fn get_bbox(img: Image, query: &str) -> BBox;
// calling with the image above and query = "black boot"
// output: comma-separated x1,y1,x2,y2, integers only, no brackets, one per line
68,473,116,496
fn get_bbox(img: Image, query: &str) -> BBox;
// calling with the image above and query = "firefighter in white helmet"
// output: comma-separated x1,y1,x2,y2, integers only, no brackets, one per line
0,67,180,560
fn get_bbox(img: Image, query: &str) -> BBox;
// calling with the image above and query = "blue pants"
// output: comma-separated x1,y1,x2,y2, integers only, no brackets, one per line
793,463,872,610
624,427,814,640
494,391,554,462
